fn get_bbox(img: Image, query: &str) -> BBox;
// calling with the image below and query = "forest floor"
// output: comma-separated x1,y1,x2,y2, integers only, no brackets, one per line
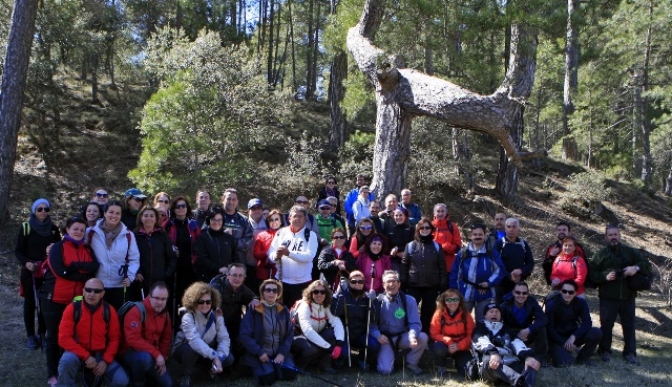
0,81,671,386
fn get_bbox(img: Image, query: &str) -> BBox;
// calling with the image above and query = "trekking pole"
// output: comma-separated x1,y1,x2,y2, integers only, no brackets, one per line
119,263,129,303
31,267,41,316
343,288,352,368
364,262,375,366
272,361,345,387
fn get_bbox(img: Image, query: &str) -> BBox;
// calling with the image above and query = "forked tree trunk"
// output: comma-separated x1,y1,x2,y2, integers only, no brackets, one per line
0,0,40,224
347,0,539,198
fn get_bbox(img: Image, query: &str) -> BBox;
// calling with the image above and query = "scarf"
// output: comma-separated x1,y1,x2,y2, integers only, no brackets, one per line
29,213,54,237
99,220,123,249
325,187,336,197
64,234,85,246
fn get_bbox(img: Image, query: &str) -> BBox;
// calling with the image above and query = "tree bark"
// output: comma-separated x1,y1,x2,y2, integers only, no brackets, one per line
305,0,315,99
637,0,653,186
562,0,579,161
0,0,40,224
328,50,348,149
347,0,538,198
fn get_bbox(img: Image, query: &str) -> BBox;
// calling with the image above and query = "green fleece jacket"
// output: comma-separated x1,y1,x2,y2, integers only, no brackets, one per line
589,243,651,301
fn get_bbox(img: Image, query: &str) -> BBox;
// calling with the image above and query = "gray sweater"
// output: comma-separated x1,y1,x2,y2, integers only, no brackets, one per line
374,292,420,340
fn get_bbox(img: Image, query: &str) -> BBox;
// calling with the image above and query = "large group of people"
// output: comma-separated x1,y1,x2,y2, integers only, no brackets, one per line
14,175,653,387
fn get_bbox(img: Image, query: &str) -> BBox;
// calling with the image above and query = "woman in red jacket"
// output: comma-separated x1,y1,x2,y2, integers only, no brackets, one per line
253,210,283,282
430,289,475,378
550,237,588,296
40,217,99,385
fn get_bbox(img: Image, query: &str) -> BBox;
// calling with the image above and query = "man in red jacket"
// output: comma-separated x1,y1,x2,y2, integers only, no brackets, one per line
57,278,129,387
432,203,462,275
118,281,173,387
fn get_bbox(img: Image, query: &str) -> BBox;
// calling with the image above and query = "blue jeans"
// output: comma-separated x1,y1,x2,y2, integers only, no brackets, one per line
120,349,173,387
56,351,128,387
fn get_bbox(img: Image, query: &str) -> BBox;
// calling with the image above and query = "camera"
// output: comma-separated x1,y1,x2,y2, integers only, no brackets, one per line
614,270,625,279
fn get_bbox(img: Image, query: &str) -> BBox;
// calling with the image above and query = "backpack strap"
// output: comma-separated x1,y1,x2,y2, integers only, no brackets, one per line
86,229,96,247
124,232,132,264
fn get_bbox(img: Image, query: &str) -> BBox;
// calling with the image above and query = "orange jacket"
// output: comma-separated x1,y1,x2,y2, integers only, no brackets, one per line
432,218,462,271
119,298,172,359
429,308,474,351
58,301,120,364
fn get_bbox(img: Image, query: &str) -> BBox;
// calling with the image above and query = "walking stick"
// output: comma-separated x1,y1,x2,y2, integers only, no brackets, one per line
364,262,376,367
343,287,352,367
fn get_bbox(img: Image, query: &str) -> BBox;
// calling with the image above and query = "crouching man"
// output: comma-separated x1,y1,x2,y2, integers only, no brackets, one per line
372,270,428,376
56,278,129,387
472,302,540,387
118,281,173,387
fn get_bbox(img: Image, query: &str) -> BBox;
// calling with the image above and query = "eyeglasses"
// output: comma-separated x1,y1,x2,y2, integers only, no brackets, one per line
327,181,336,184
445,297,460,303
350,280,364,284
295,200,309,205
175,204,187,209
250,206,262,210
384,279,399,284
210,218,224,223
360,225,373,230
84,287,104,294
419,226,432,230
561,289,576,295
263,288,278,293
228,273,245,278
312,289,327,295
319,207,331,211
269,218,282,223
332,235,346,240
514,291,528,296
197,299,212,305
95,193,108,198
158,199,170,204
150,296,168,302
35,207,50,213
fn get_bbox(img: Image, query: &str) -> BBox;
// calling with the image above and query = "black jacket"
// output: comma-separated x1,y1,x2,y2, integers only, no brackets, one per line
134,229,178,292
544,296,593,343
194,228,238,283
317,246,357,288
15,223,61,265
499,294,547,334
401,239,447,288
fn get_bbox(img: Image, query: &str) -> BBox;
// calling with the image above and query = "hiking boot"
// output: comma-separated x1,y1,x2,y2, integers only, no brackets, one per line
436,366,447,377
624,354,640,366
46,376,58,386
406,363,424,376
599,351,611,363
179,375,191,387
27,336,38,350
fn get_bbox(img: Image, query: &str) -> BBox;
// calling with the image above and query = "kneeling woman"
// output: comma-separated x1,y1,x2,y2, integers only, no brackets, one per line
172,282,234,385
240,280,296,386
291,279,345,373
430,289,475,377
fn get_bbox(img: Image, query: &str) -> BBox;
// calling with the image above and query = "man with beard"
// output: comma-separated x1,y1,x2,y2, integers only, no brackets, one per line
589,225,651,365
542,222,587,285
331,270,380,370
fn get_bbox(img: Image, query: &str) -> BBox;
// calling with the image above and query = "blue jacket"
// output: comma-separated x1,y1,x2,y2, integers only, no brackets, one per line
239,302,293,365
343,188,374,226
449,244,506,303
400,202,422,226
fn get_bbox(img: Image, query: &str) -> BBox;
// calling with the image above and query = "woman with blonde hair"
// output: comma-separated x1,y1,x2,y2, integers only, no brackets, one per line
172,282,233,387
430,289,475,377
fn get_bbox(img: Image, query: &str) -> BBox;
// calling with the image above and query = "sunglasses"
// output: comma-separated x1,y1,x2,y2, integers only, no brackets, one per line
350,280,364,285
360,225,373,230
514,291,528,296
95,193,109,198
332,235,346,240
269,218,282,222
327,181,336,184
319,207,331,211
197,299,212,305
312,289,327,295
210,218,224,223
250,206,262,210
419,226,432,230
35,207,50,213
263,288,278,293
158,199,170,204
295,200,309,205
84,287,104,294
132,197,145,202
175,204,188,209
445,297,460,303
561,289,576,295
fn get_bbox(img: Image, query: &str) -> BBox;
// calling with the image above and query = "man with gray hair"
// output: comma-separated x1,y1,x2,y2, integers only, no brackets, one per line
268,206,318,307
400,189,421,226
494,218,534,302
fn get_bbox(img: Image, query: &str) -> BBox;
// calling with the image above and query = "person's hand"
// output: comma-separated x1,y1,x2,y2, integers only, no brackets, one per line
249,299,260,308
606,271,616,281
135,273,144,282
46,243,54,257
121,277,131,287
273,354,285,364
224,228,233,235
510,269,522,281
378,335,389,345
259,353,269,363
155,354,167,375
337,261,347,271
488,353,501,369
524,356,541,371
409,337,418,348
331,345,342,359
92,360,107,377
564,335,576,352
448,343,459,354
366,289,377,300
518,328,530,341
84,356,97,369
623,266,638,277
549,246,560,257
219,267,228,275
213,357,223,374
25,262,36,271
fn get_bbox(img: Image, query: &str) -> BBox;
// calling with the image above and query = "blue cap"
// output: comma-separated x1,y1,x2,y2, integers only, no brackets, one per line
247,198,263,209
31,198,50,214
318,199,331,208
124,188,147,199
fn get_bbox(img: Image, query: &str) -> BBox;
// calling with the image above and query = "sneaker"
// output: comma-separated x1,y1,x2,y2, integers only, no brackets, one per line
406,363,424,376
47,376,58,386
27,336,38,350
600,351,611,363
624,354,640,366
